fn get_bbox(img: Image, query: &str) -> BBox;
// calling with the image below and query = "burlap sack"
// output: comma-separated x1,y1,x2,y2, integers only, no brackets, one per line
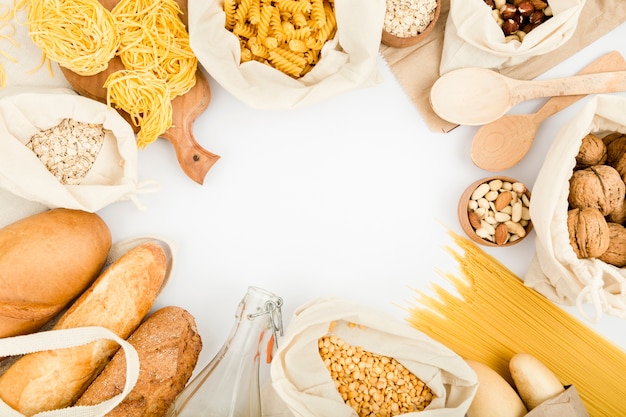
262,297,478,417
440,0,585,74
188,0,385,109
0,91,148,213
526,94,626,322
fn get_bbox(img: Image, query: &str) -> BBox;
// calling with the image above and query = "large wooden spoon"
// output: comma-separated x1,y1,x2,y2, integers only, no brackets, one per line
429,67,626,126
59,0,219,185
470,51,626,172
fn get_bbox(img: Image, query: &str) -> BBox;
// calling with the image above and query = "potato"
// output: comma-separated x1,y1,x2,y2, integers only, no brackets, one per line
509,352,564,410
466,359,527,417
0,208,111,337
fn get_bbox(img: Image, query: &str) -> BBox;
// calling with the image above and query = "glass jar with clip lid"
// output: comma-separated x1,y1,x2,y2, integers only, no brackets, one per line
166,286,283,417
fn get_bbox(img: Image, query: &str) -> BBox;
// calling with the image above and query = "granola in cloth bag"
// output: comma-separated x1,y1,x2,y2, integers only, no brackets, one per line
526,94,626,322
262,297,478,417
439,0,585,74
0,91,149,213
188,0,385,109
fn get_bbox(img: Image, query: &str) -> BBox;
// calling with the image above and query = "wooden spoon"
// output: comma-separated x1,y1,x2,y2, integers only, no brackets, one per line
471,51,626,172
429,67,626,126
59,0,219,185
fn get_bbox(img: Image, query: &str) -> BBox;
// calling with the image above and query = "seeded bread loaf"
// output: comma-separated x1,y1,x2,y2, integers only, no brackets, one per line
0,208,111,338
0,242,167,416
75,306,202,417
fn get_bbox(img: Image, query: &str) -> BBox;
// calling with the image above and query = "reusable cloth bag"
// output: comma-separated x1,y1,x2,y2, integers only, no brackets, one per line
188,0,385,109
439,0,585,74
0,91,142,213
0,326,139,417
263,297,478,417
526,94,626,322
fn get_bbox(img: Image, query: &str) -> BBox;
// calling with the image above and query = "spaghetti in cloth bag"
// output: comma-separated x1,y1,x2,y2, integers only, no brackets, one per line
263,297,478,417
526,95,626,322
439,0,585,74
188,0,385,109
0,92,142,212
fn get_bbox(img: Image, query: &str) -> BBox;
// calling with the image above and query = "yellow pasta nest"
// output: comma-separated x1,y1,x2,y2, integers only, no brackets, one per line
224,0,337,78
23,0,120,76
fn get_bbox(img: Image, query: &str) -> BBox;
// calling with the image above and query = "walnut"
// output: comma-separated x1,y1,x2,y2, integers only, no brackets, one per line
604,133,626,166
568,165,625,216
598,222,626,267
575,133,607,168
567,208,610,259
608,198,626,224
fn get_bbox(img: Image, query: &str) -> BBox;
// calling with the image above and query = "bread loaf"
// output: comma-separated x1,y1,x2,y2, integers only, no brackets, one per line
0,208,111,338
75,306,202,416
0,241,167,416
465,359,527,417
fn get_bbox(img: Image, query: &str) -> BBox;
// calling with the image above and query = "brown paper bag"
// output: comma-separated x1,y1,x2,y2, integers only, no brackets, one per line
525,386,589,417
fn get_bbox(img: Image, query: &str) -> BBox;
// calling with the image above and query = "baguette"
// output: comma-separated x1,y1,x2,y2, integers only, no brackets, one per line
0,208,111,338
0,241,167,416
76,306,202,416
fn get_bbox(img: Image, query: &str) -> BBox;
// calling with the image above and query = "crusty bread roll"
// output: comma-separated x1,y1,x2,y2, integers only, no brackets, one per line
0,242,167,416
75,306,202,416
0,208,111,338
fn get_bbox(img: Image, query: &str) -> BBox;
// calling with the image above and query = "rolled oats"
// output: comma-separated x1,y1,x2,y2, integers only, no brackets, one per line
384,0,437,38
26,118,105,185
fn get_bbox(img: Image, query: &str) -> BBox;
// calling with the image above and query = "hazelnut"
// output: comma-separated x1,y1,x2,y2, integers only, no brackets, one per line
568,165,625,216
500,3,518,19
502,18,520,35
598,222,626,267
484,0,496,8
529,10,546,25
567,208,610,259
517,1,535,17
576,133,607,168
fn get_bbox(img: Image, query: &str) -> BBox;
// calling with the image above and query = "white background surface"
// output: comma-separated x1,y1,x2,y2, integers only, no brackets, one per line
2,3,626,381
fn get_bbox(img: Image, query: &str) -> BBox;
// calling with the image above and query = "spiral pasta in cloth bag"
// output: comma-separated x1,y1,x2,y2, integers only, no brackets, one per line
0,92,146,214
188,0,385,109
262,297,478,417
439,0,585,73
526,94,626,322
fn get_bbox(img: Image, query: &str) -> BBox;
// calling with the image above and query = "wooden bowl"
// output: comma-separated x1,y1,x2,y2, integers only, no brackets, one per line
458,176,533,247
381,0,441,48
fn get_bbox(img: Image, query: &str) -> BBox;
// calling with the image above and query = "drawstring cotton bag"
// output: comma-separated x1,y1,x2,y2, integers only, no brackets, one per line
0,326,139,417
0,91,150,213
526,94,626,323
188,0,385,109
439,0,585,74
263,297,478,417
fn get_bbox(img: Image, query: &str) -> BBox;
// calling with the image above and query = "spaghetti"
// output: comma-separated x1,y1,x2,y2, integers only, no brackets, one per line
22,0,119,76
407,230,626,416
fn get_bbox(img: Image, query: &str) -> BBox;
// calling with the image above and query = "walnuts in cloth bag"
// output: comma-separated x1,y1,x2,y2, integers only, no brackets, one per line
526,95,626,323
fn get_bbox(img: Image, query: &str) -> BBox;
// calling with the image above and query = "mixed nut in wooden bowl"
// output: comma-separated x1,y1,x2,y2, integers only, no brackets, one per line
458,176,532,247
381,0,441,48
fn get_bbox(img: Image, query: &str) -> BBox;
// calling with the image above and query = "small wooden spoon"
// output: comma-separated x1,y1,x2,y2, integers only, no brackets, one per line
471,51,626,172
429,67,626,126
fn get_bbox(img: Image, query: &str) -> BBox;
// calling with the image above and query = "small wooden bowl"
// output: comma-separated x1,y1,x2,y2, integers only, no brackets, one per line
381,0,441,48
458,176,533,247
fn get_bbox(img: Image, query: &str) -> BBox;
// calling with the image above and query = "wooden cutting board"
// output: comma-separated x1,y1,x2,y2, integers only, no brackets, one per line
59,0,219,185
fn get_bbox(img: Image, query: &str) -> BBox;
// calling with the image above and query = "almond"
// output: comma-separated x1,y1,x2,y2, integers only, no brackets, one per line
495,223,509,245
494,191,513,212
468,211,482,230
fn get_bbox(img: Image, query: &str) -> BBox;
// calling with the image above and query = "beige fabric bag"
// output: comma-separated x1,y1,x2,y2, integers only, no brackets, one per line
188,0,385,109
526,94,626,322
0,326,139,417
263,297,478,417
439,0,585,74
0,91,148,213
